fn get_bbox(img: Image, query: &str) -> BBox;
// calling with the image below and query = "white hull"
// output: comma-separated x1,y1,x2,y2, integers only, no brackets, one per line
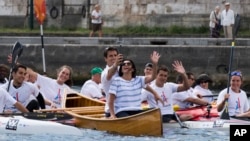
0,116,82,136
164,118,250,129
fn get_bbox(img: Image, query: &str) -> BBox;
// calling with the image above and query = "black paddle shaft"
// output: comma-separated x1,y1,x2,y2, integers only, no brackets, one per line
7,41,23,91
221,14,241,120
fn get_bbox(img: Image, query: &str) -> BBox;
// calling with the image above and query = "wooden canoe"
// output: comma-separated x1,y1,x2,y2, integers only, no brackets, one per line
62,92,163,137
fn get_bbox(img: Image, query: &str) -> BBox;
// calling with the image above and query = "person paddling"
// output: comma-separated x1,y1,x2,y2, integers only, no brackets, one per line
217,70,250,117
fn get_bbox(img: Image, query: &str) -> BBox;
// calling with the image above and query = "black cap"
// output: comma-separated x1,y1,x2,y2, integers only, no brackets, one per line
196,74,212,84
145,63,153,68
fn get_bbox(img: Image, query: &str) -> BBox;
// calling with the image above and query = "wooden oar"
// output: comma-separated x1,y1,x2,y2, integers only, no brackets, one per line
33,106,104,112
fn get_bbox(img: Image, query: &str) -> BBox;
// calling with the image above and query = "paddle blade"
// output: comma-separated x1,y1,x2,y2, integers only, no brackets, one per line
34,0,46,24
233,14,241,40
11,41,23,66
220,102,230,120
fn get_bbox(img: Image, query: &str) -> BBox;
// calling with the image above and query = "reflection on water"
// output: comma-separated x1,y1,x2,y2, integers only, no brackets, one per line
0,127,229,141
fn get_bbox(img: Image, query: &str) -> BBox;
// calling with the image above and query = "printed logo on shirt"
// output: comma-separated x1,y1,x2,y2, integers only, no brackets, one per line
53,89,61,106
235,97,241,114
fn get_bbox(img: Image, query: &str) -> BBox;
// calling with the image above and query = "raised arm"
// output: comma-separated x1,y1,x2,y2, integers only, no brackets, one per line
7,54,38,82
106,54,123,80
145,51,160,84
172,61,189,92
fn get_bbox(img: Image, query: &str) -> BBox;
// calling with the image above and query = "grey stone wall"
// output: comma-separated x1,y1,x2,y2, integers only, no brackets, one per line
0,0,250,29
1,39,250,90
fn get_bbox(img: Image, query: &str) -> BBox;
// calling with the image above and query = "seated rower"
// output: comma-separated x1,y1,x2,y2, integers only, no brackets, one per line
1,64,46,112
109,51,163,119
217,70,250,118
0,87,28,113
172,72,210,110
193,74,215,104
80,67,105,101
141,62,190,123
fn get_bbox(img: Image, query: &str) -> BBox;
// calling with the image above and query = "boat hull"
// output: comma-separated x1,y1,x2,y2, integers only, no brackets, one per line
62,92,163,137
164,117,250,129
0,116,82,136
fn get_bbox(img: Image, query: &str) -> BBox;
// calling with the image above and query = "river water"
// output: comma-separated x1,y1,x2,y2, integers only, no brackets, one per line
0,127,229,141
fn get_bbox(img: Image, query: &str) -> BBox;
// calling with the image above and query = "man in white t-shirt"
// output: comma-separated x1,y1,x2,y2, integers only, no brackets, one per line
80,67,105,101
221,2,234,39
141,62,190,123
1,64,46,112
101,47,123,117
0,87,28,113
89,4,103,37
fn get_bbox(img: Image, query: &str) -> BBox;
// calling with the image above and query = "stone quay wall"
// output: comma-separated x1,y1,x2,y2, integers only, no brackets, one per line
1,37,250,90
0,0,250,29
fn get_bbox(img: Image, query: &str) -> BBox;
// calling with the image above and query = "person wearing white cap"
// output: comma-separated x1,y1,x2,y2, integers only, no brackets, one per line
221,2,235,39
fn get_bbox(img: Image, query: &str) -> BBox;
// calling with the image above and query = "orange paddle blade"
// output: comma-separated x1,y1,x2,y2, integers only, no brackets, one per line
34,0,46,24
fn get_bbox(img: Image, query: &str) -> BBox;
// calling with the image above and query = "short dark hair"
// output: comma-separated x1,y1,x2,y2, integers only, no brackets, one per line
157,65,169,74
103,47,118,58
12,64,27,73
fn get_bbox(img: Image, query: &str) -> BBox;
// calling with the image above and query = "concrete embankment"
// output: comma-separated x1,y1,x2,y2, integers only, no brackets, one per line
0,37,250,90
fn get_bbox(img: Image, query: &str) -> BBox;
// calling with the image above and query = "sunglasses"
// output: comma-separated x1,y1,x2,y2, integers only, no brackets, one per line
122,62,132,66
231,71,242,77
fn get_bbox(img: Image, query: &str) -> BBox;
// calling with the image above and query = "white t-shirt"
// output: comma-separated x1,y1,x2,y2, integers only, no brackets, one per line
141,81,178,115
109,76,146,114
91,10,102,24
172,87,197,109
217,87,249,116
101,65,119,113
36,74,71,108
1,81,39,112
0,87,16,112
193,85,214,103
80,79,103,99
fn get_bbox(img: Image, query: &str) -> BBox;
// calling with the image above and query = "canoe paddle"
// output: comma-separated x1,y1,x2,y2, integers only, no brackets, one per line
220,14,241,120
174,112,188,128
7,41,24,91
